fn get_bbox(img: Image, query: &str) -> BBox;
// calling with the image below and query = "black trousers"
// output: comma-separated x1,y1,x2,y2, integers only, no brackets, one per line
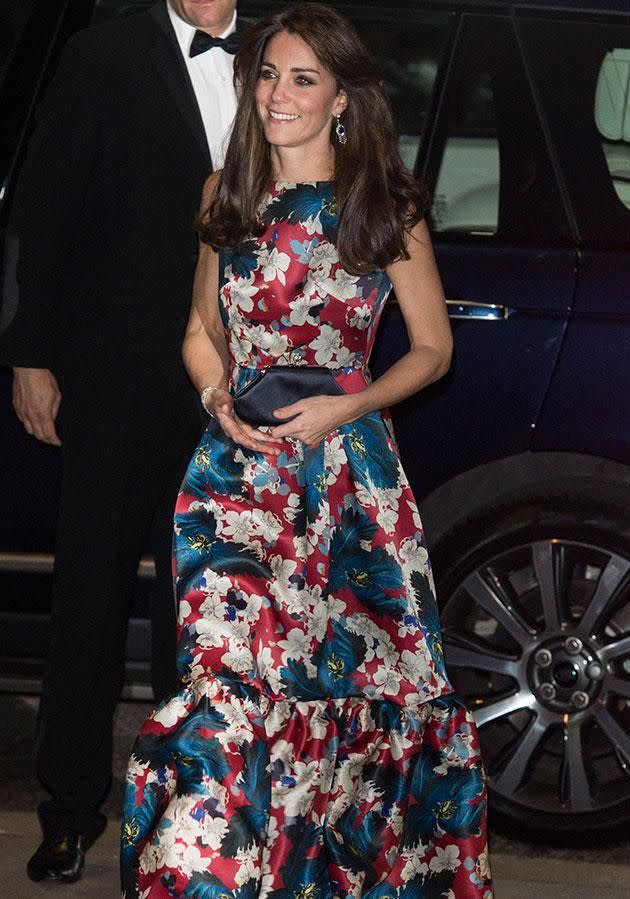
34,401,203,842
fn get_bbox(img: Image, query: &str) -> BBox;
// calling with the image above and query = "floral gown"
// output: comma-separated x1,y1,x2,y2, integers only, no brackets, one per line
121,182,493,898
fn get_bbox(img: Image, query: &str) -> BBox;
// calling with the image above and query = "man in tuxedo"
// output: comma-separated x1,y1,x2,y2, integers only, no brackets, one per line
0,0,240,883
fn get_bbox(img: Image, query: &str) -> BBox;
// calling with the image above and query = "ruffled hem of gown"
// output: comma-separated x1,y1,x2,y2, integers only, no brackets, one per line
121,678,493,899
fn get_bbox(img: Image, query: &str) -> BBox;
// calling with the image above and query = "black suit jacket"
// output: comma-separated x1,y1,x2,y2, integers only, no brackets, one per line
0,2,224,432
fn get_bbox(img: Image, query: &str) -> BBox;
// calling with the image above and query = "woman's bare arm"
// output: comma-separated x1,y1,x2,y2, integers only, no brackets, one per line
182,173,282,454
270,219,452,444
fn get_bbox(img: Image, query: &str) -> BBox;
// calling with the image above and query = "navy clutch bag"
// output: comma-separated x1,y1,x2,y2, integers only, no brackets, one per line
233,365,344,427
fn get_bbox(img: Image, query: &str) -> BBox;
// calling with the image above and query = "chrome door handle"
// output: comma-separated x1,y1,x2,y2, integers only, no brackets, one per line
446,299,509,320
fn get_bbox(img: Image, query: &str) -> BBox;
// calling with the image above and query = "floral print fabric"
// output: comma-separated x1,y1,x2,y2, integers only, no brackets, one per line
121,182,492,897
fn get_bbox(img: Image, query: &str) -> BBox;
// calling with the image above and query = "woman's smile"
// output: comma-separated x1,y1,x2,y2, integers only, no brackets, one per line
268,110,301,122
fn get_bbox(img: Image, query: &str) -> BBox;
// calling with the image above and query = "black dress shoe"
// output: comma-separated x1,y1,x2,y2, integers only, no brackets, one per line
27,832,86,883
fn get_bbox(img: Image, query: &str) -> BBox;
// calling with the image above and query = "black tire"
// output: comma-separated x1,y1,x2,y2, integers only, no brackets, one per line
432,479,630,844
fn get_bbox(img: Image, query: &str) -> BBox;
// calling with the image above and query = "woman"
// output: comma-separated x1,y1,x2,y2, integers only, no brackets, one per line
121,4,493,897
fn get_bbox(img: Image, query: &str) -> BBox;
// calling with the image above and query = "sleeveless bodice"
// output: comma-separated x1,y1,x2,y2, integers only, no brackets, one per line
218,182,392,390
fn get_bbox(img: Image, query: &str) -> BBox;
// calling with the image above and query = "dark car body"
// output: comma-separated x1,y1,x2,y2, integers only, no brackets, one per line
2,0,630,839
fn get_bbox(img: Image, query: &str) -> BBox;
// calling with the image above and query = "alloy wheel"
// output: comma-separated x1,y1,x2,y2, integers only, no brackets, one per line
441,538,630,822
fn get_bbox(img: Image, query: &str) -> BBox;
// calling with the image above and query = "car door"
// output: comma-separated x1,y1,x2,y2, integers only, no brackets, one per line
372,13,578,502
519,14,630,466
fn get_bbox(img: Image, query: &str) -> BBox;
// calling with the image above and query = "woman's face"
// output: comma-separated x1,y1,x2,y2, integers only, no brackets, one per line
255,31,347,156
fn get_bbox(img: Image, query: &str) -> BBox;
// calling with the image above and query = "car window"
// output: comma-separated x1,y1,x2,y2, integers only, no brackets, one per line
520,18,630,247
428,15,570,244
594,48,630,212
348,13,452,173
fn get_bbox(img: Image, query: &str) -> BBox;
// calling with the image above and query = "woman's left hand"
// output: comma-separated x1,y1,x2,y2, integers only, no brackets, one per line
269,394,358,446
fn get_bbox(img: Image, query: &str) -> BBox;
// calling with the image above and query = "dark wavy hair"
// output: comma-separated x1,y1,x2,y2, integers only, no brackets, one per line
198,2,429,273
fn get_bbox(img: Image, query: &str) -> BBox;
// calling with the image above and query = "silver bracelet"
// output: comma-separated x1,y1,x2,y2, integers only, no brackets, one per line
200,385,221,414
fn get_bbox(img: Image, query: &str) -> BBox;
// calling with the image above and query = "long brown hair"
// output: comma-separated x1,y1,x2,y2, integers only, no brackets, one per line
199,2,429,273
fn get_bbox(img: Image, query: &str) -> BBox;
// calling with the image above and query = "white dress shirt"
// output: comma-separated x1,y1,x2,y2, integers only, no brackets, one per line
167,3,238,168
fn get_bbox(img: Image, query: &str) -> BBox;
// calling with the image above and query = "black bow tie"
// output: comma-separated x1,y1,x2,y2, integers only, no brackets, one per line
189,30,240,58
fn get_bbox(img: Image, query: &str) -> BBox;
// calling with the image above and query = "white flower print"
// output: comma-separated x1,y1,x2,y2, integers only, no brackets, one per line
399,537,430,573
267,555,299,609
374,665,403,696
288,293,322,326
252,508,283,543
198,593,225,621
320,268,360,300
429,844,461,873
293,532,308,561
376,504,398,535
434,731,479,773
195,631,225,651
390,730,414,762
301,210,324,236
177,599,192,624
389,803,405,836
126,755,147,783
269,557,297,584
265,702,293,738
260,247,291,285
400,648,431,685
200,815,228,850
262,328,290,358
355,482,376,510
167,798,204,846
227,273,258,313
235,854,261,887
269,738,293,766
202,569,233,596
217,509,255,544
282,491,301,523
477,845,492,880
408,498,424,532
219,703,254,741
337,752,368,795
332,343,354,368
221,645,254,674
139,829,176,875
346,614,391,664
401,854,429,882
277,627,312,664
309,599,330,643
310,323,342,364
255,646,283,693
324,434,348,476
271,779,315,819
309,241,338,277
153,696,189,728
375,638,400,668
347,303,372,330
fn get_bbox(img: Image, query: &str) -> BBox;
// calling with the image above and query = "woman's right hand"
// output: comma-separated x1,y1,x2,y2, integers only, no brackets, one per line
206,388,283,455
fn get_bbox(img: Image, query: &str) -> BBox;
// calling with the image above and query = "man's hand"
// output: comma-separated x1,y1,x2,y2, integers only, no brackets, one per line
12,367,62,446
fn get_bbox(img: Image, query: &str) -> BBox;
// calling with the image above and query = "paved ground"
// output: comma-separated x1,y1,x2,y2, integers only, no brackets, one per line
2,694,629,898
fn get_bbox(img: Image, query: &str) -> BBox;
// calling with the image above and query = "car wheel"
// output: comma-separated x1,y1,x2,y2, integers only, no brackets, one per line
435,485,630,842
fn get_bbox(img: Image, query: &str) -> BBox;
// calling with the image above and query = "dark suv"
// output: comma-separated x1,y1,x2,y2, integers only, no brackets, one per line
2,0,630,843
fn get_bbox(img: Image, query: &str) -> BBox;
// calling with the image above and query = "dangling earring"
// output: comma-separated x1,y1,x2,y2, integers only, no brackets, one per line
335,114,347,146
